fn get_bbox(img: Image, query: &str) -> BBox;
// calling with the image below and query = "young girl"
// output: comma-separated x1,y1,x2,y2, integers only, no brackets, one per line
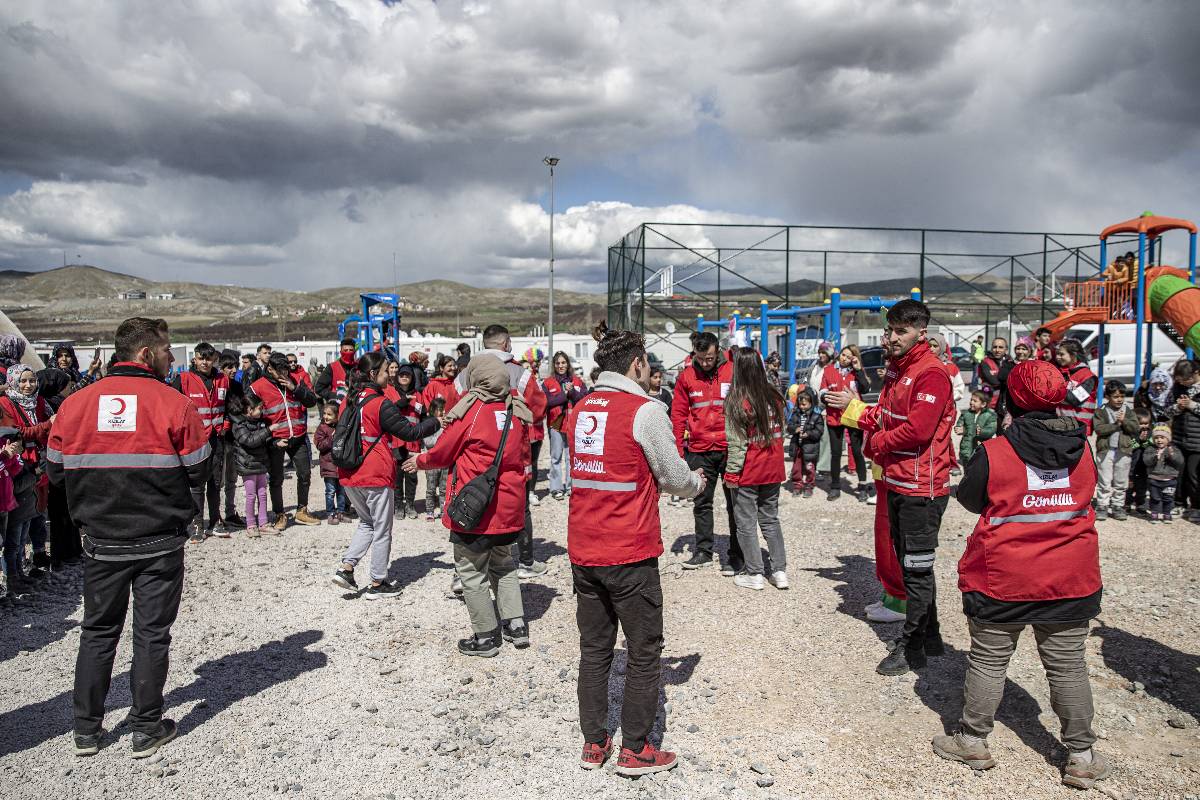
786,387,823,497
723,346,788,591
1144,424,1183,523
422,397,448,520
313,403,346,524
229,393,273,536
386,363,423,519
956,391,998,464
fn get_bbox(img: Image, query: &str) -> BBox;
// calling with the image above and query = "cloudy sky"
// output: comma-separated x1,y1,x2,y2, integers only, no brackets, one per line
1,0,1197,292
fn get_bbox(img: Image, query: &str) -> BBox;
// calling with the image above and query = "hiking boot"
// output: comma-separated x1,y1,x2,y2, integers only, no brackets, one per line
73,731,102,757
1109,507,1127,521
769,571,789,590
293,507,321,526
1095,507,1108,521
580,735,614,770
363,580,402,600
224,512,246,529
615,741,677,777
681,552,712,570
827,488,841,501
517,561,549,580
502,619,530,648
877,644,926,676
458,630,501,658
326,512,341,526
931,732,996,771
130,719,177,759
331,568,357,591
271,514,289,533
866,604,907,624
1062,750,1111,790
886,636,943,656
733,573,765,590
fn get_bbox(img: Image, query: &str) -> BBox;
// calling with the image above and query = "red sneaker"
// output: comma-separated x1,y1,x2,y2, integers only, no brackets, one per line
615,741,677,776
580,735,613,770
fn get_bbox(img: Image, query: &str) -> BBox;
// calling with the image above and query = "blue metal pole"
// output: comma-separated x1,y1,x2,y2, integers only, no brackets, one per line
911,287,921,301
759,300,770,360
1189,233,1198,360
830,288,842,352
1134,233,1147,388
1098,237,1107,386
787,317,797,381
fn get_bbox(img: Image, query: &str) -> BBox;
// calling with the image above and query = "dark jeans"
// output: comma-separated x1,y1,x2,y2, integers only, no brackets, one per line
1125,456,1147,509
1149,478,1177,515
827,424,867,484
74,548,185,736
573,557,664,752
49,482,82,565
685,450,742,565
1176,446,1200,510
191,435,224,528
3,511,30,578
528,439,542,495
28,513,47,554
886,492,949,652
222,432,239,517
267,435,311,513
393,456,418,508
517,504,534,566
324,477,347,514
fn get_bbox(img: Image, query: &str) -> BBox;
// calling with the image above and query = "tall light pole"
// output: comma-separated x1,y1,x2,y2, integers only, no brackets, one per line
544,156,559,358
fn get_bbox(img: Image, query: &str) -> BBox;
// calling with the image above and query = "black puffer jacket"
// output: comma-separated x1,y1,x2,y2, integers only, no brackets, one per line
1167,383,1200,451
230,413,272,476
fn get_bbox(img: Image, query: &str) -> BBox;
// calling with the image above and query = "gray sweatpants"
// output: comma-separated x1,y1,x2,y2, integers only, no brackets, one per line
732,483,787,576
342,486,395,582
454,541,524,635
1095,448,1130,510
960,618,1096,751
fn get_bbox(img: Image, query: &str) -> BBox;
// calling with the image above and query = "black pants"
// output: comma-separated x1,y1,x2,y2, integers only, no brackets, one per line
267,436,311,513
74,548,185,736
827,424,867,484
190,435,224,528
685,450,742,565
222,431,239,517
886,492,949,652
393,454,418,508
573,557,664,752
1126,456,1147,509
528,440,543,495
48,482,82,566
1149,478,1177,515
1177,446,1200,511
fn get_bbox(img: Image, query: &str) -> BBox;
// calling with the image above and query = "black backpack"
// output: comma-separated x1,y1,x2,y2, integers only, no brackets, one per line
445,403,514,532
330,392,384,470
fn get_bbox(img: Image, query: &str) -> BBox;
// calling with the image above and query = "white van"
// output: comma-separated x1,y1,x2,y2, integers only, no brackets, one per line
1062,323,1184,386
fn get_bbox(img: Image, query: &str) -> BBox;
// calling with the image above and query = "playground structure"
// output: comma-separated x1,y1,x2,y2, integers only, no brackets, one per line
337,292,402,360
696,288,922,379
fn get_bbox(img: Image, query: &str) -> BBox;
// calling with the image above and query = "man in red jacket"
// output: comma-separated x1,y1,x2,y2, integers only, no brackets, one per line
47,317,211,759
316,338,359,403
672,331,742,573
827,299,956,676
568,325,704,776
172,341,230,539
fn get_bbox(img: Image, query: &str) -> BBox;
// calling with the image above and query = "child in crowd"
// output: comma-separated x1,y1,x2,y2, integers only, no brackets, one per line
956,390,997,464
1144,424,1183,523
229,393,273,536
313,403,346,525
1125,408,1152,515
422,397,448,521
786,387,823,497
1093,380,1140,521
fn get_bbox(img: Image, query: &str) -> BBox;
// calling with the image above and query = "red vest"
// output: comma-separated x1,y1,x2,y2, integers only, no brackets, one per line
958,436,1101,602
1057,363,1098,435
821,364,858,425
180,370,229,434
251,377,308,439
728,406,786,486
337,389,392,488
544,373,585,430
329,359,352,402
384,385,422,452
566,390,662,567
671,360,734,454
873,343,956,497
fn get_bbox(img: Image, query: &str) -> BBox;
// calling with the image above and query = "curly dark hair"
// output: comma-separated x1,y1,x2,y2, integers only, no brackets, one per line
592,322,646,375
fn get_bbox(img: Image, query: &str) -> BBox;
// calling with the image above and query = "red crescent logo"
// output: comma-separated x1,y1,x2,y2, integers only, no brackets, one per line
584,415,599,435
109,398,127,416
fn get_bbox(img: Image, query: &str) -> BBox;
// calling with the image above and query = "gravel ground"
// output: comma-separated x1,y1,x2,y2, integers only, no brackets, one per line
1,464,1197,800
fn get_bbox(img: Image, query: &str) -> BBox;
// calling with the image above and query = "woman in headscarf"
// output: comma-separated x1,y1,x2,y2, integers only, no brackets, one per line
0,364,53,589
1013,337,1035,364
51,344,101,396
1134,366,1173,424
405,353,532,657
0,334,27,384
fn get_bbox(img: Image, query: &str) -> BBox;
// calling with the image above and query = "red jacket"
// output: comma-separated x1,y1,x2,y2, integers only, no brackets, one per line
45,362,211,555
671,359,734,455
384,385,423,453
0,443,20,514
250,376,312,440
1057,363,1098,435
417,400,529,535
544,372,586,431
842,341,955,498
0,395,53,464
566,390,662,566
176,369,230,435
337,387,435,487
959,435,1100,601
420,376,460,413
725,408,786,487
820,363,860,426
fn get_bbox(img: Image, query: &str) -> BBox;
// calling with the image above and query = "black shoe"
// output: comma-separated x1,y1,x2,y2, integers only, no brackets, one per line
458,631,501,658
877,645,926,676
32,551,51,570
363,580,402,600
26,567,48,580
331,568,357,591
224,512,247,528
720,560,743,577
827,488,841,501
73,731,102,757
681,552,712,570
502,620,531,649
130,719,177,759
802,487,813,498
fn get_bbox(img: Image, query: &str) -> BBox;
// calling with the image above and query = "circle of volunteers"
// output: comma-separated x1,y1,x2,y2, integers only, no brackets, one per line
12,297,1186,789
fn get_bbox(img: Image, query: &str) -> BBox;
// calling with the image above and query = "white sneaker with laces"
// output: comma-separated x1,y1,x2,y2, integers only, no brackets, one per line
517,561,549,580
733,573,766,591
866,604,907,623
769,571,789,590
864,600,883,613
528,492,541,506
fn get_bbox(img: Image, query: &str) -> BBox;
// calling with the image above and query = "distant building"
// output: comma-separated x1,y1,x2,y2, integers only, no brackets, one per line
252,304,270,316
150,292,175,300
118,290,146,300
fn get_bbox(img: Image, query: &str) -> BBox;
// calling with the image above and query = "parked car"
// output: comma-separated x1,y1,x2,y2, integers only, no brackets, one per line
949,345,976,373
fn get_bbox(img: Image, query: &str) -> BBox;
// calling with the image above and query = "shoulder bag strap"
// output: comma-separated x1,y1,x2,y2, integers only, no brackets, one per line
489,400,515,473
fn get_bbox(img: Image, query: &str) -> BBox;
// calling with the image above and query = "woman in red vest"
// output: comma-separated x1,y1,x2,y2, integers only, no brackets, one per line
935,359,1109,790
543,351,586,500
818,345,869,500
1054,338,1098,435
420,355,460,410
723,346,788,591
386,362,424,519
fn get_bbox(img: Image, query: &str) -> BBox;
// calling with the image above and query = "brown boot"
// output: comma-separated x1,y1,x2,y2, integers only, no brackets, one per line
931,733,996,771
293,507,321,526
1062,750,1110,790
271,513,289,534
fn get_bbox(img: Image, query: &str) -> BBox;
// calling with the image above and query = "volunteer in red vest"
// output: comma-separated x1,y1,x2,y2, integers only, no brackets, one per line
317,338,358,404
826,299,956,676
1054,338,1098,435
672,331,743,573
520,348,546,507
47,317,211,760
567,323,705,776
248,352,320,530
330,352,437,600
818,344,870,501
172,342,230,539
544,351,586,501
286,353,312,388
388,362,424,519
420,354,460,410
934,358,1109,791
977,337,1012,410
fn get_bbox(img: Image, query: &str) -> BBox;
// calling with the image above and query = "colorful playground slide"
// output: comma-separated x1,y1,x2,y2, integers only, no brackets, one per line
1043,266,1200,350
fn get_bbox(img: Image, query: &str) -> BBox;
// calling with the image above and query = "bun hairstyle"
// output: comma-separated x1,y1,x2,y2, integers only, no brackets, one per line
592,321,647,375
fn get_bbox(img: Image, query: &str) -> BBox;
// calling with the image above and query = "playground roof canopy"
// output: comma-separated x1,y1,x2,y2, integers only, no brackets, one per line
1100,214,1197,240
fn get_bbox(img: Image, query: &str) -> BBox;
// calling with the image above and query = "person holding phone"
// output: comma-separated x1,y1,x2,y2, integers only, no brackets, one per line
247,352,320,530
818,345,870,501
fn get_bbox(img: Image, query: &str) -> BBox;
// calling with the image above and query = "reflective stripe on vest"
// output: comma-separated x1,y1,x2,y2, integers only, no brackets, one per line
573,478,637,492
51,441,212,469
987,508,1090,525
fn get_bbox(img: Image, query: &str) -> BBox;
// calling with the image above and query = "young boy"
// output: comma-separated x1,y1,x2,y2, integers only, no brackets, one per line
1144,424,1184,523
312,403,346,524
423,397,448,520
956,390,998,464
1093,380,1140,520
1124,408,1152,515
786,387,823,497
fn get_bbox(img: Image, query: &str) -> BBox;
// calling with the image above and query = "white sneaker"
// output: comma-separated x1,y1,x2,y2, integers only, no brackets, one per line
733,573,766,591
517,561,549,580
866,604,907,623
528,492,541,506
866,493,877,506
769,571,789,590
864,600,883,613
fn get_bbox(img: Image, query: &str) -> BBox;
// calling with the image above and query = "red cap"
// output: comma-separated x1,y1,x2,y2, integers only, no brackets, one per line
1006,359,1066,412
